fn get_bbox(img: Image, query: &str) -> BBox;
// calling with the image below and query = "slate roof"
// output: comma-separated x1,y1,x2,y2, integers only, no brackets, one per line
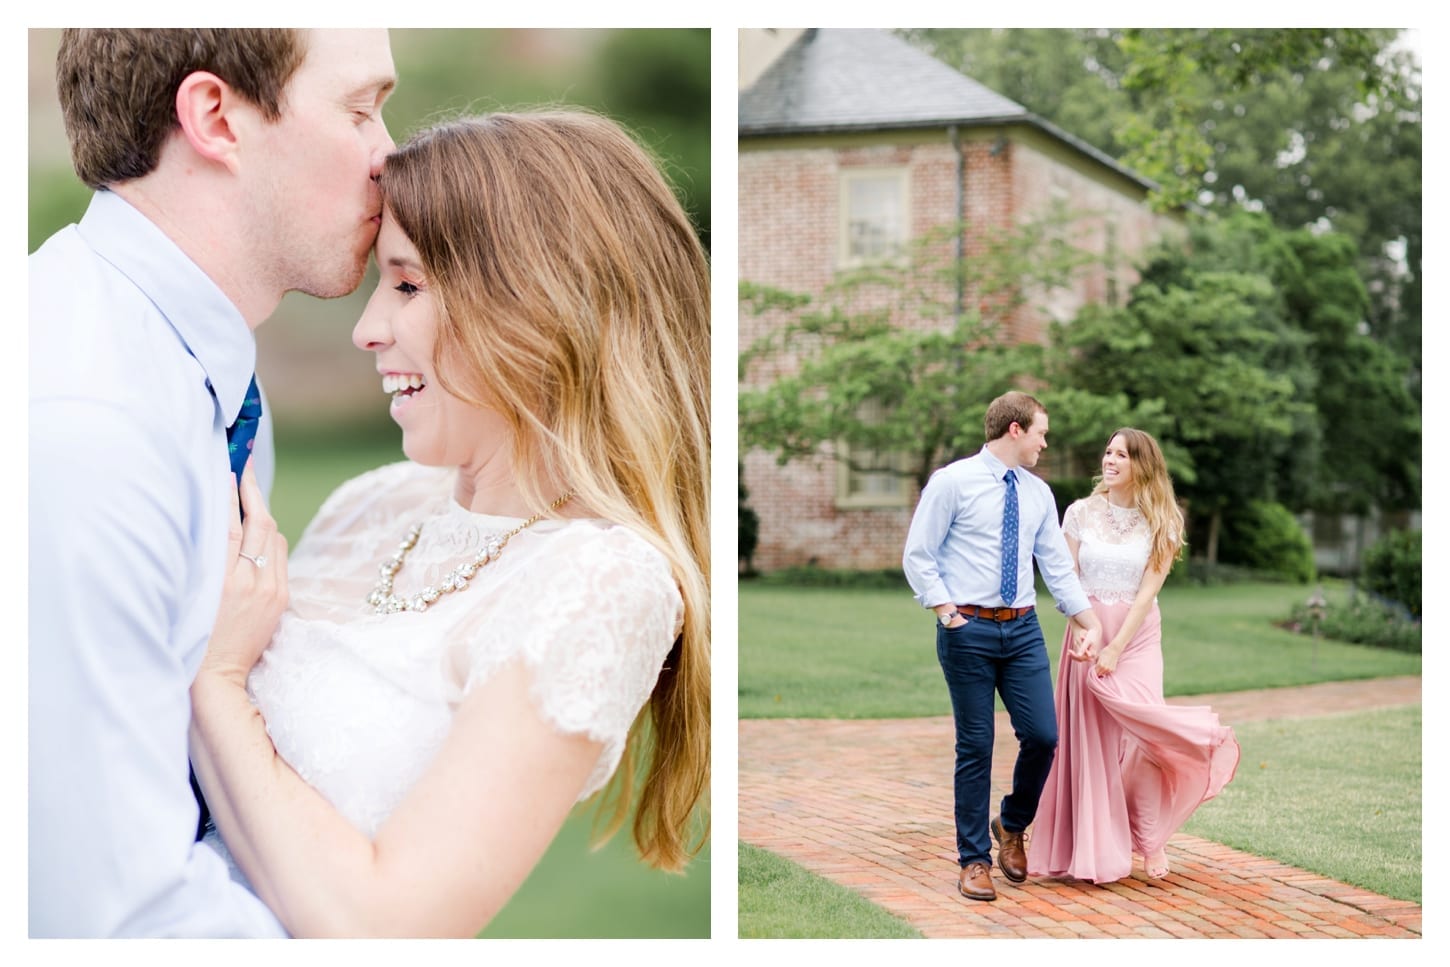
740,28,1155,191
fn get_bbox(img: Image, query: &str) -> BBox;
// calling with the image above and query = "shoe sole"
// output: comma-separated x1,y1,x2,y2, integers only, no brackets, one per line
991,818,1028,883
958,885,996,902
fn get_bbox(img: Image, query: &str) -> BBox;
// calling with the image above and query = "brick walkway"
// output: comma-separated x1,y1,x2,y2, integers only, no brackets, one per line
739,676,1421,938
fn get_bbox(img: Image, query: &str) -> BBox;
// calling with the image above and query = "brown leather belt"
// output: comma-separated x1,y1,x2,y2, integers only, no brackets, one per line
957,604,1035,621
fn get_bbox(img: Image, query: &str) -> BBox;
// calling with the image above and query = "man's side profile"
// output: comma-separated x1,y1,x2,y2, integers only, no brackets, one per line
28,28,395,937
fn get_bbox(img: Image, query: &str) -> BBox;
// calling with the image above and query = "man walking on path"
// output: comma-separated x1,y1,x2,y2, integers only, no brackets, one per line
903,391,1102,901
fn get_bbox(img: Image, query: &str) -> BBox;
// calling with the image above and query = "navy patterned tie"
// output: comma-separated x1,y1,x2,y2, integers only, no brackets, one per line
192,374,262,840
226,375,262,483
1000,469,1019,605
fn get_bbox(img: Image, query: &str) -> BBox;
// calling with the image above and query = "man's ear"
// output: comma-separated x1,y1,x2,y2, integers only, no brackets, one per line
174,71,245,171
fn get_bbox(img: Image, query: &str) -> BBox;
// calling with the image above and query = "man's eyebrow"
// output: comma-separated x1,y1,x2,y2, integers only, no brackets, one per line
348,75,397,100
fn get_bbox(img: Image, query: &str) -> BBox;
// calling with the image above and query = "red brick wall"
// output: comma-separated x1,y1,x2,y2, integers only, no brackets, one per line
740,138,970,571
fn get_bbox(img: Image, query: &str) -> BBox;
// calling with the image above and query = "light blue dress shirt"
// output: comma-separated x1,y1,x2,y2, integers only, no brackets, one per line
903,446,1090,618
29,190,284,937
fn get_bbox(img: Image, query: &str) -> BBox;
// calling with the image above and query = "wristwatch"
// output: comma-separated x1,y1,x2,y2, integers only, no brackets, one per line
938,609,961,627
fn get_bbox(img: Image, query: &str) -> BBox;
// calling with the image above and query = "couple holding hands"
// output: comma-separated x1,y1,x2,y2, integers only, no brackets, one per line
905,392,1240,901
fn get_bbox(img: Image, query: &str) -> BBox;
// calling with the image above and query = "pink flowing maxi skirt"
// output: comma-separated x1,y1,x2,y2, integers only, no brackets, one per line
1026,598,1240,883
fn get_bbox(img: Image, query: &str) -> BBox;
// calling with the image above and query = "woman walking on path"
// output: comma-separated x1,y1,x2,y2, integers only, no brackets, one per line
1027,428,1239,883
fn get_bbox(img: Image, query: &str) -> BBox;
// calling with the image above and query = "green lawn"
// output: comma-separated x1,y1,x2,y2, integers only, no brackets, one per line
1183,704,1421,904
738,580,1420,718
739,842,919,939
269,426,710,938
485,812,710,938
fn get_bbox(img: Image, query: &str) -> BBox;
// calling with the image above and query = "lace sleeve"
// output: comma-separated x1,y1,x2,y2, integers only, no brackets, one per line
1062,499,1084,541
461,525,683,798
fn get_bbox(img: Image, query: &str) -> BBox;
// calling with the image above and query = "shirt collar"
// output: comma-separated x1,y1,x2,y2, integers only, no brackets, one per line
978,445,1013,480
76,190,256,422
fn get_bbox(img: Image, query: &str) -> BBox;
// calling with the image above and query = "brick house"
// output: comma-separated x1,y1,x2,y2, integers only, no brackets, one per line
738,28,1182,572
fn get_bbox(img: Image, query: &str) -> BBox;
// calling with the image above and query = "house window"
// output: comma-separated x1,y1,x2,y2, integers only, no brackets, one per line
834,400,914,508
836,441,914,508
840,168,909,265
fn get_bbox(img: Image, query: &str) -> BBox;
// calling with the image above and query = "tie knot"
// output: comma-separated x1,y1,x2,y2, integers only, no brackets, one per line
237,374,262,420
1004,469,1016,484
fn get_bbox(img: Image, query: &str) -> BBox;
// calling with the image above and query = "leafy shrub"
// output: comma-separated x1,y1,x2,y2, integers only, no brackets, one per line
1287,593,1420,653
1219,500,1315,583
739,462,760,577
1360,529,1420,617
1164,559,1265,587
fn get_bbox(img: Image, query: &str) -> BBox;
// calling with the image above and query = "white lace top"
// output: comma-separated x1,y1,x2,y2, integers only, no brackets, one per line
1062,494,1155,605
236,461,682,839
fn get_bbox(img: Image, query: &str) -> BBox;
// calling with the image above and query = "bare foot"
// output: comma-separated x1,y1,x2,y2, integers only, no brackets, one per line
1146,850,1169,879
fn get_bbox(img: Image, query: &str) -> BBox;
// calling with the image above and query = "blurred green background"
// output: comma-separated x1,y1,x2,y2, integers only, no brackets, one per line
28,28,711,938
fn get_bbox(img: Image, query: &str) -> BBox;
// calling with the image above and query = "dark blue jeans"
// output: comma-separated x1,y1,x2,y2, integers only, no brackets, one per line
936,612,1057,868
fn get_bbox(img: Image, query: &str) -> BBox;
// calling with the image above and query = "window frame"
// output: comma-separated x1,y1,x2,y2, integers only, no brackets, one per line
838,166,911,268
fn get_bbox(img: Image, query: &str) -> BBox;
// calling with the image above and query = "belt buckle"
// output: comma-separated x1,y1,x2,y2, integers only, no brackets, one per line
995,607,1013,621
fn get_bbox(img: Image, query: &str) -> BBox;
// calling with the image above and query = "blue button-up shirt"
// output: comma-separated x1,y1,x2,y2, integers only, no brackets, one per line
29,190,284,937
903,446,1090,617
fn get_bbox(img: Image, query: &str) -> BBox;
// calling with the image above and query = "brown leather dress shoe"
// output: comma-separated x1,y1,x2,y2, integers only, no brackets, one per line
958,861,996,901
992,815,1027,883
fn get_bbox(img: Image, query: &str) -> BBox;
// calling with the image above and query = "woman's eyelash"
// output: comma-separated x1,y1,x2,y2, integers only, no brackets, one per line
394,281,419,296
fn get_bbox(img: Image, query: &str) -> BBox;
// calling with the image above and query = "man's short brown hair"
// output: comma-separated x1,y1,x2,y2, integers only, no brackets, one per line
57,29,306,189
984,391,1046,441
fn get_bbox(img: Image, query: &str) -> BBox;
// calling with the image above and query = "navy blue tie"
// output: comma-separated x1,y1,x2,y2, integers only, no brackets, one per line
1000,469,1019,605
192,374,262,840
226,375,262,482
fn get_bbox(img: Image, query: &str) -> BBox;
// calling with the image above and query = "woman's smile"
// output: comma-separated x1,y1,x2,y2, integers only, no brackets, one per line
382,371,428,414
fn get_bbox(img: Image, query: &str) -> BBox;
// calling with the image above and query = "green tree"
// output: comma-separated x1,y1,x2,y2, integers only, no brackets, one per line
740,214,1163,491
1200,43,1421,380
1113,29,1405,209
897,28,1420,388
1137,211,1418,516
1052,243,1317,562
1264,222,1419,513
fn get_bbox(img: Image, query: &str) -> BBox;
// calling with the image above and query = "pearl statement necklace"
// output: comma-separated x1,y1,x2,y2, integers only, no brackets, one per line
1103,495,1142,540
367,491,576,615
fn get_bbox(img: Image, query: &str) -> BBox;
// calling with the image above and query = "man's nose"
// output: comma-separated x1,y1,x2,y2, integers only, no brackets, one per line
368,127,396,181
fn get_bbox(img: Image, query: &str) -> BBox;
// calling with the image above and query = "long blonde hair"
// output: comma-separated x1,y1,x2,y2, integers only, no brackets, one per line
380,110,710,871
1091,427,1185,573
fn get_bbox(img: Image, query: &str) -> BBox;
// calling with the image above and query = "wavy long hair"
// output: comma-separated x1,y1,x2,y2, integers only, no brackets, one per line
1091,427,1185,573
380,110,709,871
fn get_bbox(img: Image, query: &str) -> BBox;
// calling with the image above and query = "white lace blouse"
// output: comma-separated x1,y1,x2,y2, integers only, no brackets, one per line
1062,494,1155,605
236,460,682,839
